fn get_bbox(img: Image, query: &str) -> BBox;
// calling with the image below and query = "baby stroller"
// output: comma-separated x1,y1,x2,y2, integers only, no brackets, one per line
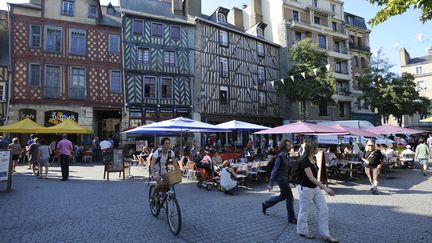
195,160,221,191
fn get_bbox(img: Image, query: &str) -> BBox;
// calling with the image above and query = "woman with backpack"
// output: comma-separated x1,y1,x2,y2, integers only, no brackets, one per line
297,141,338,243
261,139,297,225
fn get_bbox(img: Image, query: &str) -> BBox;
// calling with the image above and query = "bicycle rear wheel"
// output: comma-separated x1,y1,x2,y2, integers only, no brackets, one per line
166,194,182,235
149,185,160,217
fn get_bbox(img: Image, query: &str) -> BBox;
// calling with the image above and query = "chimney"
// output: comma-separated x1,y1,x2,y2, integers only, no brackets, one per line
427,47,432,55
230,7,244,30
172,0,184,16
185,0,201,17
250,0,263,27
30,0,42,5
399,48,410,66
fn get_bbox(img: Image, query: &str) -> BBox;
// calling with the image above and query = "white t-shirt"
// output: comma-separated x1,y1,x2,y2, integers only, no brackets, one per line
383,149,396,158
220,168,237,191
400,149,415,160
427,137,432,147
152,149,175,174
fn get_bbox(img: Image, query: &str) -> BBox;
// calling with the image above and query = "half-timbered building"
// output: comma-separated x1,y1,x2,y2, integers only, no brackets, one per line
8,0,123,139
0,10,9,124
194,7,281,130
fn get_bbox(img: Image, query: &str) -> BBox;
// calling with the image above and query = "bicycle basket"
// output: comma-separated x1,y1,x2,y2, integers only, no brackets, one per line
162,170,182,185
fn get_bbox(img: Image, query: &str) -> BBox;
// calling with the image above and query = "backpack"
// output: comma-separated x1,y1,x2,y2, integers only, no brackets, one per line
151,149,174,173
289,157,302,184
265,154,282,177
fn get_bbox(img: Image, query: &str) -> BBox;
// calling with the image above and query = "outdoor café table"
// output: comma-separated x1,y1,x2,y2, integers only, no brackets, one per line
347,160,363,179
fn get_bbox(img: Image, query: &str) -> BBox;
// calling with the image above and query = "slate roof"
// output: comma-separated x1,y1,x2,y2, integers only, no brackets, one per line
99,5,121,28
7,2,41,10
409,55,432,65
120,0,190,24
344,12,368,30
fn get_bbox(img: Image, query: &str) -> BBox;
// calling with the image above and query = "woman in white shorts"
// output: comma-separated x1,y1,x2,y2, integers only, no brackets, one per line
38,140,52,179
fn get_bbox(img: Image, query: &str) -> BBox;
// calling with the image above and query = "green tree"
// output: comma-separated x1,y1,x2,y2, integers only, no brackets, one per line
359,51,431,125
279,39,336,105
368,0,432,26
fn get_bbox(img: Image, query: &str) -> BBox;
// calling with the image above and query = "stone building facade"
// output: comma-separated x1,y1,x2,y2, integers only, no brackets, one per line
0,10,9,125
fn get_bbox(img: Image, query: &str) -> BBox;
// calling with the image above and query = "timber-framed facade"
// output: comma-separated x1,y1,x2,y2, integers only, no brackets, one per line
0,10,9,124
120,0,195,130
8,0,123,139
194,8,281,127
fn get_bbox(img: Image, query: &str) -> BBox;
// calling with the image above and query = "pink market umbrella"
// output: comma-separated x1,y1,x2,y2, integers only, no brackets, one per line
328,124,378,137
255,121,347,135
366,125,426,135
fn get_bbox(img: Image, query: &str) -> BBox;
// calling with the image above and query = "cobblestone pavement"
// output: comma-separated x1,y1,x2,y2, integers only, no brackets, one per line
1,163,431,243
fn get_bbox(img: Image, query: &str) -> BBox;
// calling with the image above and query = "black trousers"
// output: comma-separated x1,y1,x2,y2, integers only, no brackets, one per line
264,179,296,220
60,154,71,179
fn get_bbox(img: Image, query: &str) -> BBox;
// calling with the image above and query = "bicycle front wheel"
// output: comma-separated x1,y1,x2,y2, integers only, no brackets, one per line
166,194,182,235
149,184,160,217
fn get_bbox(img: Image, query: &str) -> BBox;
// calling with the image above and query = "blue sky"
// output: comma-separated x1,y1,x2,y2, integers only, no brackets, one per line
2,0,431,74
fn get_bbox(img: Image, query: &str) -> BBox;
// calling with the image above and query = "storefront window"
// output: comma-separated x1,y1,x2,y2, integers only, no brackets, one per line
175,110,189,118
129,119,142,128
145,110,157,124
159,110,173,120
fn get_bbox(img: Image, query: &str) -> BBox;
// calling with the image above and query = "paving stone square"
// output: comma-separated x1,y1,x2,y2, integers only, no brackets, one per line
1,164,431,243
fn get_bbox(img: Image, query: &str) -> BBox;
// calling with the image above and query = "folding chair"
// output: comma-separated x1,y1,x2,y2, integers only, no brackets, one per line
235,164,249,185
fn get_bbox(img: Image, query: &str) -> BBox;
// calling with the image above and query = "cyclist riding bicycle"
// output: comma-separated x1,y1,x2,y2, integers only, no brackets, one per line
150,137,180,199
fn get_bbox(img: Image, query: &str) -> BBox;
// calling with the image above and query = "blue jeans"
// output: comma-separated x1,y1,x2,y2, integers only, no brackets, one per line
264,179,296,220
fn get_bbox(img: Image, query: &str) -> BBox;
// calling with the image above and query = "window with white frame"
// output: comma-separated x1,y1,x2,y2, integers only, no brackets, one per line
108,34,120,53
219,30,228,46
29,64,40,86
332,22,337,31
143,77,156,98
88,5,97,18
257,42,264,56
218,13,227,23
69,29,86,55
416,80,426,91
258,66,266,84
331,4,336,13
61,0,74,16
107,6,115,15
133,19,144,36
0,83,6,101
30,25,41,48
416,66,423,75
45,26,62,52
110,70,121,93
314,16,320,25
170,26,181,41
44,65,61,98
70,67,86,99
161,78,173,98
256,27,264,37
164,50,176,66
220,86,228,103
318,34,326,49
299,101,306,116
151,23,163,37
293,10,299,22
220,57,228,78
138,47,150,64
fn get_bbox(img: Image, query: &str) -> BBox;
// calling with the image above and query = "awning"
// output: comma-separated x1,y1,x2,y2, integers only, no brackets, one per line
0,118,43,133
36,119,93,134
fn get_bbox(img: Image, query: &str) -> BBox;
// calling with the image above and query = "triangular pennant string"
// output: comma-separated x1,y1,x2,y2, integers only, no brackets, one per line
301,72,306,79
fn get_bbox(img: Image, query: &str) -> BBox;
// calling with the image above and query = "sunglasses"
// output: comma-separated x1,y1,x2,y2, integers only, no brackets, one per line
367,144,374,146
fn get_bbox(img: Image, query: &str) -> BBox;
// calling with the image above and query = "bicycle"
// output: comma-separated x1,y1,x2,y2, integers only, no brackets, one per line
149,183,182,235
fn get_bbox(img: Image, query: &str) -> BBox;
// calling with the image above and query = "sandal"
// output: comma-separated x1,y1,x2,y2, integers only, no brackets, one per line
300,234,315,239
323,236,339,243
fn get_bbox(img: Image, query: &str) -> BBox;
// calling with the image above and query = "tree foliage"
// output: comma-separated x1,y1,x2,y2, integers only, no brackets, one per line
279,39,336,104
358,50,431,125
368,0,432,27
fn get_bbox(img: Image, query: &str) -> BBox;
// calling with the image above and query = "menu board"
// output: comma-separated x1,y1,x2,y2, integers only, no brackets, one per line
0,150,11,181
112,149,124,170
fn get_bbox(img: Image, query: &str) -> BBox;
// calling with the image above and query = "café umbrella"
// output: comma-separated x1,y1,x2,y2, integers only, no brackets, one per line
365,124,425,135
36,119,93,134
255,121,346,135
0,118,43,133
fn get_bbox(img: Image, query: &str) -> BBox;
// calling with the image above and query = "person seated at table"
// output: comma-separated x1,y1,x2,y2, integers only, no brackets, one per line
220,160,238,195
382,144,398,158
212,151,223,167
179,148,193,171
343,146,353,159
324,148,338,167
400,145,415,167
139,147,150,166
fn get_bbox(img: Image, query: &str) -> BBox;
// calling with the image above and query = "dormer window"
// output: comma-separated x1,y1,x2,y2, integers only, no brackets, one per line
107,5,115,15
218,13,227,23
257,27,264,37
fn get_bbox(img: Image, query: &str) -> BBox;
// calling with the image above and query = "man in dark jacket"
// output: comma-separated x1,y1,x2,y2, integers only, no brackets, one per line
262,139,297,224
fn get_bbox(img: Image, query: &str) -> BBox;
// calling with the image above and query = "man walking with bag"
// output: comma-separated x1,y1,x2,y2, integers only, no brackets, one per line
57,134,73,181
262,139,297,224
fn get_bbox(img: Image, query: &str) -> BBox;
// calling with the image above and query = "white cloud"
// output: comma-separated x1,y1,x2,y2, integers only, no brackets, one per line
371,48,379,56
416,33,424,42
392,42,399,49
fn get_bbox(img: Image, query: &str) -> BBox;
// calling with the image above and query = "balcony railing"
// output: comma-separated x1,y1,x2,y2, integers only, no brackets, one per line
44,86,61,98
349,43,371,52
336,87,351,95
333,47,348,54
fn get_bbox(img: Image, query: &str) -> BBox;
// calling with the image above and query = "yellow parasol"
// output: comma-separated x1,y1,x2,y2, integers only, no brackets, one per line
420,117,432,122
36,119,93,134
0,118,43,133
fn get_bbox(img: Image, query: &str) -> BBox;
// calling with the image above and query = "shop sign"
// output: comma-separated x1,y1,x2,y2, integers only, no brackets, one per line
18,109,37,121
45,110,79,126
